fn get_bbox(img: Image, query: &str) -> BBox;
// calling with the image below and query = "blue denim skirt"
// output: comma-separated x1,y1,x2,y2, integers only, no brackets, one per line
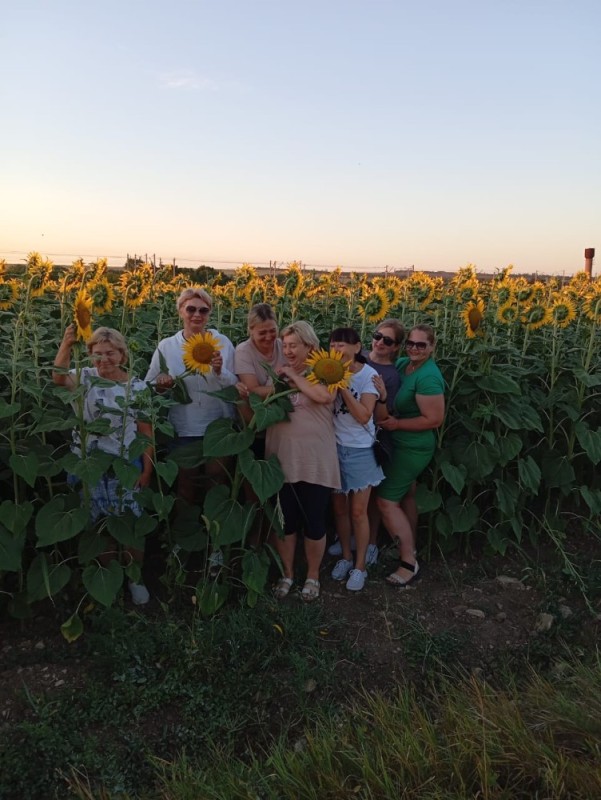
335,444,385,494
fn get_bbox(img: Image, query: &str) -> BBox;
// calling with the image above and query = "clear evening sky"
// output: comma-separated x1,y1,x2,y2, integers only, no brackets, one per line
1,0,599,275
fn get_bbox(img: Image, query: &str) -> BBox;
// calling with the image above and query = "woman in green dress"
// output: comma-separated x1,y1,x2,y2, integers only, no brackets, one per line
375,324,445,586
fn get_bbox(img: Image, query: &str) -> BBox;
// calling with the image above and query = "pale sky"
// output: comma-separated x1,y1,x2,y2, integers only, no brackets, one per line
1,0,599,275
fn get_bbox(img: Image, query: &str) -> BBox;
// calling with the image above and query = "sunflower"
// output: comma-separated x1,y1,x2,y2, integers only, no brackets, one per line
462,298,485,338
284,263,305,298
549,293,576,328
74,290,93,341
582,287,601,324
120,269,151,307
454,278,480,304
182,332,222,374
305,348,352,393
491,279,514,307
403,273,437,309
358,287,390,323
0,279,19,310
521,302,550,330
88,277,115,314
496,302,518,325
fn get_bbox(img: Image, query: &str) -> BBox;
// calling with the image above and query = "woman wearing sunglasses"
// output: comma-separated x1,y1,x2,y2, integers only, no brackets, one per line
375,324,445,587
328,319,404,564
144,287,237,505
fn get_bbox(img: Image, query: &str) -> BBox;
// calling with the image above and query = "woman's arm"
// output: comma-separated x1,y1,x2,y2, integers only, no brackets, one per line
135,420,154,488
52,324,78,390
279,366,331,404
338,387,377,425
238,372,273,399
378,393,445,432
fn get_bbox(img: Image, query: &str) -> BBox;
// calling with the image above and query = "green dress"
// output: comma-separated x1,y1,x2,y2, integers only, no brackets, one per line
377,356,444,501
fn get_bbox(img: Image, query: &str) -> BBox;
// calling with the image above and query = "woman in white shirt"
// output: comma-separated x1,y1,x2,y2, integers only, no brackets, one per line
144,287,237,505
328,327,384,592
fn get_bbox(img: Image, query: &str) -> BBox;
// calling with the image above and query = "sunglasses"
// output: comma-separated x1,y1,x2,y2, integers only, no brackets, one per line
372,332,397,347
405,339,429,351
184,305,210,316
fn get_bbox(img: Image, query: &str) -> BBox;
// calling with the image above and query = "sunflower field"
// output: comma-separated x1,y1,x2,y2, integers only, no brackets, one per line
1,253,600,632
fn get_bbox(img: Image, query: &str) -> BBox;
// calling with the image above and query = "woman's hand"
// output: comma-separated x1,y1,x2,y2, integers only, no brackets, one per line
155,373,175,390
378,415,398,432
211,351,223,375
372,374,387,404
236,381,250,399
61,323,78,349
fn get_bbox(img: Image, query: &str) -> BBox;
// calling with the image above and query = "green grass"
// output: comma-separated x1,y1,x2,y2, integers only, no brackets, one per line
3,595,601,800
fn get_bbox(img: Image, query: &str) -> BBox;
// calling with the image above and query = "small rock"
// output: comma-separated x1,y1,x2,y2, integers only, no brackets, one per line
304,678,317,693
496,575,523,588
558,605,572,619
465,608,486,619
495,612,507,622
54,679,65,687
535,613,555,632
34,641,45,650
452,605,468,616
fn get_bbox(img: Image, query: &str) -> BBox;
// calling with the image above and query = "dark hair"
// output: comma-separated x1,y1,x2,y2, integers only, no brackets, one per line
329,327,367,363
376,318,405,344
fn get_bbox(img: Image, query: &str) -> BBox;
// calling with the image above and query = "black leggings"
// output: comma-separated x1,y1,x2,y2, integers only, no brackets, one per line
278,482,331,540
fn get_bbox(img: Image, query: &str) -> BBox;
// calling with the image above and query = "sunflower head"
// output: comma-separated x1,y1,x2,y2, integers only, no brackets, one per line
521,302,550,330
496,302,518,325
305,348,352,393
549,293,576,328
182,332,222,374
74,290,93,341
0,279,19,311
88,278,115,314
358,288,391,323
462,299,485,338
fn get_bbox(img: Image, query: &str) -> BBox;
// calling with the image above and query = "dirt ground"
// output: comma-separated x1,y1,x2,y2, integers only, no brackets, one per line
1,538,599,729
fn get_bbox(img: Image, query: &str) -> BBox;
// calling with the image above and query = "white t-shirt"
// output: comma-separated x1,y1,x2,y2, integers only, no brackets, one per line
333,363,379,448
144,329,237,437
70,367,147,458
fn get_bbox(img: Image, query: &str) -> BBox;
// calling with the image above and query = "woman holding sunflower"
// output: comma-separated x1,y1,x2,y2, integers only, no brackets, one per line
144,287,237,505
328,327,384,592
375,324,445,587
265,321,341,602
53,324,154,605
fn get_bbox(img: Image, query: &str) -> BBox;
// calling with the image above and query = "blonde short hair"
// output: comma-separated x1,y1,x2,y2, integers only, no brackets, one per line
176,286,213,311
86,327,128,363
280,320,320,350
247,303,277,333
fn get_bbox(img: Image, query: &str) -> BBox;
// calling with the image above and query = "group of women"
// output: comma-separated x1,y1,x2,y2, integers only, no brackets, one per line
54,286,445,605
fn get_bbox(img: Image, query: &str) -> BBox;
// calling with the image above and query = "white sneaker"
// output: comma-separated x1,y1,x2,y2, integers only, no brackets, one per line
346,569,367,592
128,581,150,605
366,544,379,566
331,558,354,581
328,537,356,556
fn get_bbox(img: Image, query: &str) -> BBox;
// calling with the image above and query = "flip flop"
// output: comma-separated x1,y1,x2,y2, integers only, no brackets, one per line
301,578,320,602
385,560,420,587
